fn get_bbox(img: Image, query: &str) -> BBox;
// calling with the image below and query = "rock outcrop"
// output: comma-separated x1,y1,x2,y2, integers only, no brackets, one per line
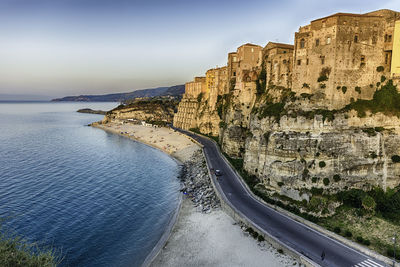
102,99,177,124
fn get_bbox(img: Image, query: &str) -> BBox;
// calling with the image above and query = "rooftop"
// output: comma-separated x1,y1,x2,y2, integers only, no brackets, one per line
311,12,381,23
264,42,294,50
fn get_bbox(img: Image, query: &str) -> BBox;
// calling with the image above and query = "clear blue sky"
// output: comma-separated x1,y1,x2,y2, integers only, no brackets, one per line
1,0,399,99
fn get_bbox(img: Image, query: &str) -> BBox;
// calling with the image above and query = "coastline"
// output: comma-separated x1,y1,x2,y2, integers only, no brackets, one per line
92,120,298,267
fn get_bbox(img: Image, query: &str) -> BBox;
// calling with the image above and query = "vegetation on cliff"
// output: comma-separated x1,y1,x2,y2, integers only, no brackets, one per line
345,79,400,117
0,227,59,267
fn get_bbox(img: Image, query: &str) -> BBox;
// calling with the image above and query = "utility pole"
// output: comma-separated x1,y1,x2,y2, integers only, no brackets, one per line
393,234,397,267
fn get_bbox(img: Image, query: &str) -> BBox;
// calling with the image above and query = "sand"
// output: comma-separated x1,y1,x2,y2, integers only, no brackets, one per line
151,198,299,267
93,121,199,162
93,121,298,267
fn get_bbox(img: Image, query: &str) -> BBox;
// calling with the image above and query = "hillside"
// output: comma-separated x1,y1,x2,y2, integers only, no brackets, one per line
52,85,184,102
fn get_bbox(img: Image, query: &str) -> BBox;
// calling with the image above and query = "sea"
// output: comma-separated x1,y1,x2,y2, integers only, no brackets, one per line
0,101,181,267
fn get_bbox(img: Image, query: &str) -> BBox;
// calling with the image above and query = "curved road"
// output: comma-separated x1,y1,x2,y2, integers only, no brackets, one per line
176,128,388,267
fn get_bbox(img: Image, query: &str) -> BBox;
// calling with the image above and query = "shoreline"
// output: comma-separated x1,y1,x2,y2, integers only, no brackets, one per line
92,121,298,267
91,121,200,266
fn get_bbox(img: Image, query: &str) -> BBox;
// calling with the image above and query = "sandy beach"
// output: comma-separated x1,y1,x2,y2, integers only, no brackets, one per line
93,120,298,266
92,121,199,162
151,197,299,267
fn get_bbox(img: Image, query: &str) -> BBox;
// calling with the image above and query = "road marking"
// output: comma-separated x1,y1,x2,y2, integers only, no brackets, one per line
353,258,385,267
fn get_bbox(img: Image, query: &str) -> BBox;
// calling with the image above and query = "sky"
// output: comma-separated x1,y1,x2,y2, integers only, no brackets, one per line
1,0,400,99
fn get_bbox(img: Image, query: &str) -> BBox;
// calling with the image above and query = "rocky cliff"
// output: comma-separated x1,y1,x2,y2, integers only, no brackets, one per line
102,99,178,124
220,80,400,201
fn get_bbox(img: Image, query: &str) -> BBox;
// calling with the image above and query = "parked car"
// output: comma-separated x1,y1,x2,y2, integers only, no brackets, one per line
215,169,222,176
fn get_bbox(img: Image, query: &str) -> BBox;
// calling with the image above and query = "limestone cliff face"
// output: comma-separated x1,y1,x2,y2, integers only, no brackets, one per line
239,111,400,200
102,100,176,123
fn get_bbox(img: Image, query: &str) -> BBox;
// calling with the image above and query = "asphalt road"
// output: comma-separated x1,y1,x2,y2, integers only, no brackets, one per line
175,128,388,267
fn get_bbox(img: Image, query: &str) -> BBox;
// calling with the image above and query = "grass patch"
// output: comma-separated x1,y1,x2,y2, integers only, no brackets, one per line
0,227,59,267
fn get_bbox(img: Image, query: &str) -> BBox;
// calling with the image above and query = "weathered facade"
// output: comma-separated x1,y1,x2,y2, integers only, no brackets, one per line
263,42,294,88
173,77,206,130
292,10,400,108
173,8,400,197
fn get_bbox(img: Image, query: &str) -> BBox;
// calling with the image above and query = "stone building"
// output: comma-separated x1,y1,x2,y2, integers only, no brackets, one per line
173,77,205,130
227,52,239,91
233,43,263,102
292,9,400,109
263,42,294,88
205,66,228,110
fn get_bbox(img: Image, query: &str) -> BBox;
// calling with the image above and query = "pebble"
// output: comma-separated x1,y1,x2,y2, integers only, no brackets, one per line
180,150,220,213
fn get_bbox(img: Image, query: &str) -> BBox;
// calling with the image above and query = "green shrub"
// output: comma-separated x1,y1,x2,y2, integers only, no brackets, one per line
370,152,378,159
355,86,361,94
342,86,347,94
337,86,341,90
312,177,318,183
320,83,326,89
277,248,284,254
302,83,310,88
257,235,265,242
318,75,328,82
381,75,387,83
277,182,284,187
356,236,364,243
311,187,323,195
259,102,285,120
345,230,353,237
362,128,377,137
323,178,330,186
0,229,58,267
197,92,204,103
309,196,327,211
392,155,400,163
337,189,365,208
345,80,400,118
333,174,341,182
362,195,376,212
219,121,226,128
363,239,371,246
334,226,341,234
319,161,326,168
376,66,384,72
300,93,313,99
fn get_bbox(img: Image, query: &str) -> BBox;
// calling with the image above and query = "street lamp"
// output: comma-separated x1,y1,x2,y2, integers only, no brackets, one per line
393,234,397,267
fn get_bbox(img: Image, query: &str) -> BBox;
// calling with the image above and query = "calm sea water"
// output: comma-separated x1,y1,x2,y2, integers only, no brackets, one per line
0,102,181,267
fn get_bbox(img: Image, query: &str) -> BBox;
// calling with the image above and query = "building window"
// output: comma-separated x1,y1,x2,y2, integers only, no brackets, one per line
360,55,365,67
354,35,358,43
297,59,301,65
233,72,236,76
372,33,377,45
321,56,325,65
316,39,320,47
300,39,305,48
326,37,331,44
388,35,392,42
251,48,254,52
306,58,309,65
233,56,237,62
283,59,287,64
385,53,389,64
283,50,287,54
385,34,388,42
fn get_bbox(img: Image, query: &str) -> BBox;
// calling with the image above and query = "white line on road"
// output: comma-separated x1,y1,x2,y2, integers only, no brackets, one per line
354,258,385,267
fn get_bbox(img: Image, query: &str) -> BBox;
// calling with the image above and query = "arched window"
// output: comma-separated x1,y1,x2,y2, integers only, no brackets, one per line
300,39,305,48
